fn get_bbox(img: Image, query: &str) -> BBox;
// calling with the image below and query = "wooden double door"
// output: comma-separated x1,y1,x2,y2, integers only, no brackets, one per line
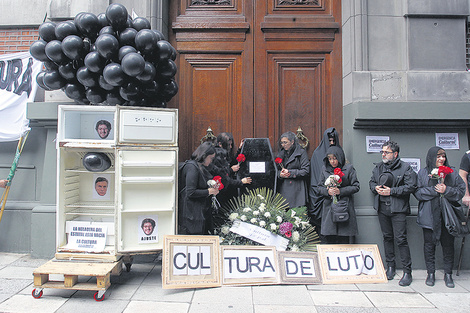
169,0,342,161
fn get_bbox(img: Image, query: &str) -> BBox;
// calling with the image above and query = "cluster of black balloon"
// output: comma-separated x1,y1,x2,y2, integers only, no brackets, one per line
30,3,178,107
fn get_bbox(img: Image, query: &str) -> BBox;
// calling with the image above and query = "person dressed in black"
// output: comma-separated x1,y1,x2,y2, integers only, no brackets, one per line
276,131,310,208
210,133,252,207
414,146,466,288
369,140,417,286
315,146,359,244
459,150,470,207
178,142,219,235
309,128,341,235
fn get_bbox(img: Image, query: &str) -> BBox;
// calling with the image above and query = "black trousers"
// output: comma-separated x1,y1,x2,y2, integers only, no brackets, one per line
423,219,455,274
377,204,412,273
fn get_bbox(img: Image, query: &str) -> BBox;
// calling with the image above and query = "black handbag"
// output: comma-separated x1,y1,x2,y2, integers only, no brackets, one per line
331,198,349,223
441,197,470,237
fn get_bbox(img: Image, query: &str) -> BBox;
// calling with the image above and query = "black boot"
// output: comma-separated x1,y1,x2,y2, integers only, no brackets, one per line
399,272,412,286
425,273,435,286
444,273,454,288
386,266,396,280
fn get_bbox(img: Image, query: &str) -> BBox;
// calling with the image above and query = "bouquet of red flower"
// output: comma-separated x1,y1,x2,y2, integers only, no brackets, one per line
236,154,246,166
208,176,224,213
275,157,284,169
325,168,344,204
430,166,453,184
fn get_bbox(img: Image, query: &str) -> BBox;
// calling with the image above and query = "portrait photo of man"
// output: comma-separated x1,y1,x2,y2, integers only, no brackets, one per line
95,120,112,139
138,215,158,243
92,174,111,200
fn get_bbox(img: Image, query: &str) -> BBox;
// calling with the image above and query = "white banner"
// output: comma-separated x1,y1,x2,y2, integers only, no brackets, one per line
0,52,42,142
230,220,289,251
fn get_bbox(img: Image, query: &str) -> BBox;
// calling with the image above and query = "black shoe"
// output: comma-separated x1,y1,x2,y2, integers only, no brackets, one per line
425,273,435,286
386,266,396,280
399,272,412,286
444,273,455,288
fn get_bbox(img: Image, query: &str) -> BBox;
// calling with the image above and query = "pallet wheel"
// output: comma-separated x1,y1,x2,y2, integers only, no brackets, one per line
93,291,105,302
32,288,43,299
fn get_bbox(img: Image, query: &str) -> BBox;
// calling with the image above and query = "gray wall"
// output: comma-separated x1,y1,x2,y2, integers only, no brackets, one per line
343,0,470,270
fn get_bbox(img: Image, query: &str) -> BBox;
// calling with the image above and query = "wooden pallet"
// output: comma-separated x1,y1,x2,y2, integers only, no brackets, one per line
32,259,122,300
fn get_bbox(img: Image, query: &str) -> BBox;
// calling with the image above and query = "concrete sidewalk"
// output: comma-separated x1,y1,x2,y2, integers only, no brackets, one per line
0,252,469,313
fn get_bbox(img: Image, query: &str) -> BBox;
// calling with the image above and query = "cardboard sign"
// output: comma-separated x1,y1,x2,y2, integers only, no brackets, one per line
229,220,289,251
162,235,221,289
317,244,387,284
277,251,322,284
221,246,279,286
65,221,108,252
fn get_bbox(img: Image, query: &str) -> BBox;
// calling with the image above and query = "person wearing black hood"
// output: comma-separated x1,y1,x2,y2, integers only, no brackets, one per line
309,128,342,236
315,146,359,243
369,140,417,286
276,131,310,209
414,146,465,288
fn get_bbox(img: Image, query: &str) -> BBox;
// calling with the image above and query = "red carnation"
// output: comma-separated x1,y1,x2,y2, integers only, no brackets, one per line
275,157,284,169
236,154,246,163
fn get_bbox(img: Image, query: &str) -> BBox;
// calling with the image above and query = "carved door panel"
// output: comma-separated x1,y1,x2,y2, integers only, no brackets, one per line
169,0,341,161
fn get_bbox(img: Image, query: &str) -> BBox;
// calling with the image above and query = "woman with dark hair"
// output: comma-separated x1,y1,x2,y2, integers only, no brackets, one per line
315,146,359,244
210,132,252,208
309,127,341,235
414,146,465,288
178,142,219,235
276,131,310,208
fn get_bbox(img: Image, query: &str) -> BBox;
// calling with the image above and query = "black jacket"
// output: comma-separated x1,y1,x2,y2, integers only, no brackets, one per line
369,158,417,214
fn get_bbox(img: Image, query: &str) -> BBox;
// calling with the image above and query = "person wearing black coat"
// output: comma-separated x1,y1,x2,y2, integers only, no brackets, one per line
369,140,417,286
414,146,466,288
178,142,219,235
315,146,359,243
308,127,342,236
276,131,310,209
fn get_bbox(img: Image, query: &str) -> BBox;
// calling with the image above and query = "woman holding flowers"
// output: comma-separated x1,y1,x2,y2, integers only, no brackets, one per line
276,131,310,209
178,142,220,235
316,146,360,244
414,146,465,288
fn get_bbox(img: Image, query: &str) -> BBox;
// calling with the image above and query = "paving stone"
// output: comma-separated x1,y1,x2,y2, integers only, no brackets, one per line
365,291,434,308
309,290,373,307
253,285,314,306
420,292,470,313
192,286,252,305
0,294,67,313
124,300,190,313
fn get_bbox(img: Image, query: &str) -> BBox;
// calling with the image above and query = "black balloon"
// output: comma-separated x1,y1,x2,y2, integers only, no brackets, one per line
136,62,156,82
103,62,127,86
118,45,137,61
132,17,151,31
161,79,178,100
77,13,100,40
43,60,59,71
119,28,137,47
121,52,145,77
36,71,51,90
135,29,157,54
45,40,69,64
55,21,79,41
86,87,106,104
84,51,106,73
99,26,116,36
106,3,128,31
97,13,109,28
153,30,165,42
30,40,49,61
39,22,57,42
106,91,126,105
141,80,160,97
58,63,76,80
64,83,86,100
76,66,99,87
156,40,172,60
62,35,86,60
169,45,177,61
157,59,177,79
119,80,141,101
95,33,119,59
82,152,111,172
99,75,115,91
43,70,67,90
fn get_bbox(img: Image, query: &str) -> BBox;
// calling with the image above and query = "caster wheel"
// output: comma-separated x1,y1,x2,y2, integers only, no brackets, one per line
94,291,105,302
125,263,132,272
32,289,43,299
